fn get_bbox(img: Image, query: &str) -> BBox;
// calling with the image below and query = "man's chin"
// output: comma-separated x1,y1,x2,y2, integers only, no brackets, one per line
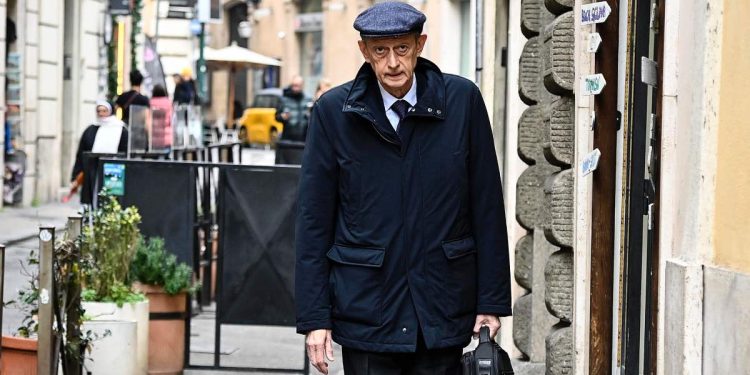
382,78,408,92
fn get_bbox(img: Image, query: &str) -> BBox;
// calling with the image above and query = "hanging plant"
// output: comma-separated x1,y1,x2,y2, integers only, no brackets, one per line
130,0,144,70
107,17,118,101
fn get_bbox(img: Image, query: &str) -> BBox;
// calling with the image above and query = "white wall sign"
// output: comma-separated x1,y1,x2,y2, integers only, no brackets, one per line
581,74,607,95
197,0,221,23
581,2,612,25
588,33,603,53
581,149,602,177
295,13,324,33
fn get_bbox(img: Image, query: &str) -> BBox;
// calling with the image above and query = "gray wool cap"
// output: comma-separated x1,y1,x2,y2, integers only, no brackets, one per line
353,2,427,38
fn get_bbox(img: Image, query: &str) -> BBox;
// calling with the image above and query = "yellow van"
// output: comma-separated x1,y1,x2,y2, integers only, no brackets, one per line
237,88,284,146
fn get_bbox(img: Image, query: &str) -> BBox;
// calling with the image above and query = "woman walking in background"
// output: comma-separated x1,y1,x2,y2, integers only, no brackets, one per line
150,84,173,150
68,100,128,204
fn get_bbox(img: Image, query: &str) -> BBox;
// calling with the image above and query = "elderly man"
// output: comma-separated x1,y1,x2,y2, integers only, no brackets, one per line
295,2,512,374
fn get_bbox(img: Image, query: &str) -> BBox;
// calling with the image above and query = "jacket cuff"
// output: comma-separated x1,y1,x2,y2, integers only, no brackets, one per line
296,318,332,335
477,304,513,317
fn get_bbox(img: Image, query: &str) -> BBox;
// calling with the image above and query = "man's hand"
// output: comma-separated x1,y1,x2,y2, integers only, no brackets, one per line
306,329,334,374
473,314,501,339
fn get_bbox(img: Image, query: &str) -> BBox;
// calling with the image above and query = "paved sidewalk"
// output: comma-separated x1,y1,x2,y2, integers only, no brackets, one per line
0,200,81,246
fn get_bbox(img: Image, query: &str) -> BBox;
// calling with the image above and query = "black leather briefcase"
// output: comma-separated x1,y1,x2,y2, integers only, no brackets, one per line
461,326,514,375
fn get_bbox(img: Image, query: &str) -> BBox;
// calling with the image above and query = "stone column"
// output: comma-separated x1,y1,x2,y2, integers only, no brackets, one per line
513,0,575,373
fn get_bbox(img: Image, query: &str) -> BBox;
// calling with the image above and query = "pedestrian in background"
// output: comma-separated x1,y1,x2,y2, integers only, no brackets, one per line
276,75,312,142
295,2,512,374
173,67,198,106
69,100,128,204
115,70,150,125
314,78,332,102
150,84,173,150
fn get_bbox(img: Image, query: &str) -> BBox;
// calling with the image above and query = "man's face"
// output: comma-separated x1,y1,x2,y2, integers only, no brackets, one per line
358,34,427,97
291,77,304,94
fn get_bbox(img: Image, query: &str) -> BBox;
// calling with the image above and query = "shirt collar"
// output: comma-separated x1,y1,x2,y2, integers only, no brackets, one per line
378,76,418,113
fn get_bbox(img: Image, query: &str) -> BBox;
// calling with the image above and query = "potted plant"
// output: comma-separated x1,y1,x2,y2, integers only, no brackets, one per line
2,250,40,373
3,234,100,374
80,191,149,375
130,237,198,375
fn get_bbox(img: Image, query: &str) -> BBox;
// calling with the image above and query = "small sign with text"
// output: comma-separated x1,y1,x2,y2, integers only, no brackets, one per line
581,74,606,96
581,2,612,25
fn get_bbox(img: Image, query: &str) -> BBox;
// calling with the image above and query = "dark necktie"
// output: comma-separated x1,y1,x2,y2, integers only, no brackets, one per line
391,99,411,134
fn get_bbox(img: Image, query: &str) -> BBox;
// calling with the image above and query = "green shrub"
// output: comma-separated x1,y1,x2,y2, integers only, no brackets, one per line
81,191,142,303
130,237,198,295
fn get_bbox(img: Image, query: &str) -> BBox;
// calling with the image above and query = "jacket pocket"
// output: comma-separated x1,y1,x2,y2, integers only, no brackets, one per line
327,244,384,326
435,236,478,319
442,236,477,259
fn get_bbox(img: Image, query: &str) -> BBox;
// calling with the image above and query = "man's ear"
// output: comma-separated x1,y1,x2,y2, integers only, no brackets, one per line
416,34,428,55
358,40,371,63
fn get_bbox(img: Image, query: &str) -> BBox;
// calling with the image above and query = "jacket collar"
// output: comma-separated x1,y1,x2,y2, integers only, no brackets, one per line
343,57,446,122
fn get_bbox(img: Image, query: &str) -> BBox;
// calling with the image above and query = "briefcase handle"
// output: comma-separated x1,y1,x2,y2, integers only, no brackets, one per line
479,325,492,344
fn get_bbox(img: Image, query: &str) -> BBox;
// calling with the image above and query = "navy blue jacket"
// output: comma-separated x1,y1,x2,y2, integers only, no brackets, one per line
295,58,511,353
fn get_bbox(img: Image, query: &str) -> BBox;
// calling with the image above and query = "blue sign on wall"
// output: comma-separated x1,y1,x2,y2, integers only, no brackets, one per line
103,163,126,196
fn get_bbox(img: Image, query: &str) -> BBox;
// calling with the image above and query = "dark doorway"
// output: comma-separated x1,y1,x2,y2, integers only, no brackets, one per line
228,3,249,112
620,0,664,373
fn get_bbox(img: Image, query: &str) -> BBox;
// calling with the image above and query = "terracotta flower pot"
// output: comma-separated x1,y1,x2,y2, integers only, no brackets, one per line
1,335,38,375
134,283,187,375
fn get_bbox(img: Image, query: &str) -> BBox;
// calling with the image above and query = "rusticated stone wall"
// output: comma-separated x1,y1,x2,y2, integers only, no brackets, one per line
514,0,575,373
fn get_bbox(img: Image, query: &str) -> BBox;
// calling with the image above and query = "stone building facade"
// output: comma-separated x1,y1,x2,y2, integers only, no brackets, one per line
0,0,108,206
504,0,750,373
141,0,194,95
1,1,6,207
562,0,750,373
509,0,575,373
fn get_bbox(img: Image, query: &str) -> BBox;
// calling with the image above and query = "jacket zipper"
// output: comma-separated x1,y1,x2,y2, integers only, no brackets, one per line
361,114,399,147
348,107,400,147
370,121,399,146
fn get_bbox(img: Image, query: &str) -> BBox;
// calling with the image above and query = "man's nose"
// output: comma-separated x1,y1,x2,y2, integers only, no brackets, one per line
386,51,399,69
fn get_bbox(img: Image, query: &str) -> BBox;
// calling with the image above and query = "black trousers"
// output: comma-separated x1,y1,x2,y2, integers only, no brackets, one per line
342,335,462,375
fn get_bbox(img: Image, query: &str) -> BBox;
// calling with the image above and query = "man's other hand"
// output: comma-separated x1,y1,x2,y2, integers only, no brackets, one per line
473,314,501,339
306,329,334,374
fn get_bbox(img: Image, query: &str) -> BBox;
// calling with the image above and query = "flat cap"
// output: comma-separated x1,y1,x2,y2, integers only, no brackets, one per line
353,2,426,38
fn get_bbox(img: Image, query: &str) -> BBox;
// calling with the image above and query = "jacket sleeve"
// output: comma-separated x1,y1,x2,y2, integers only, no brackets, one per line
468,87,513,317
295,101,338,334
118,127,129,154
275,97,286,124
71,128,89,181
71,125,99,181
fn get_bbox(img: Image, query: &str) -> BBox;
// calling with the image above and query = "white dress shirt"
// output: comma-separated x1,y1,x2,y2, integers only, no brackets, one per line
378,77,418,131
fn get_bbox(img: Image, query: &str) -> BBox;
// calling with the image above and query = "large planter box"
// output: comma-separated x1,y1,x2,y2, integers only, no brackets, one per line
82,300,149,375
134,283,187,375
1,336,38,375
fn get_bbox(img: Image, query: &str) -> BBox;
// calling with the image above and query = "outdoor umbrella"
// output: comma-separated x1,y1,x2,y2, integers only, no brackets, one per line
204,41,282,127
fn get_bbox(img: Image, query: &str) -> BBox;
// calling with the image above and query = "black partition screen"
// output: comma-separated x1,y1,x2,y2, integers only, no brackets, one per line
217,166,300,326
98,160,196,267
